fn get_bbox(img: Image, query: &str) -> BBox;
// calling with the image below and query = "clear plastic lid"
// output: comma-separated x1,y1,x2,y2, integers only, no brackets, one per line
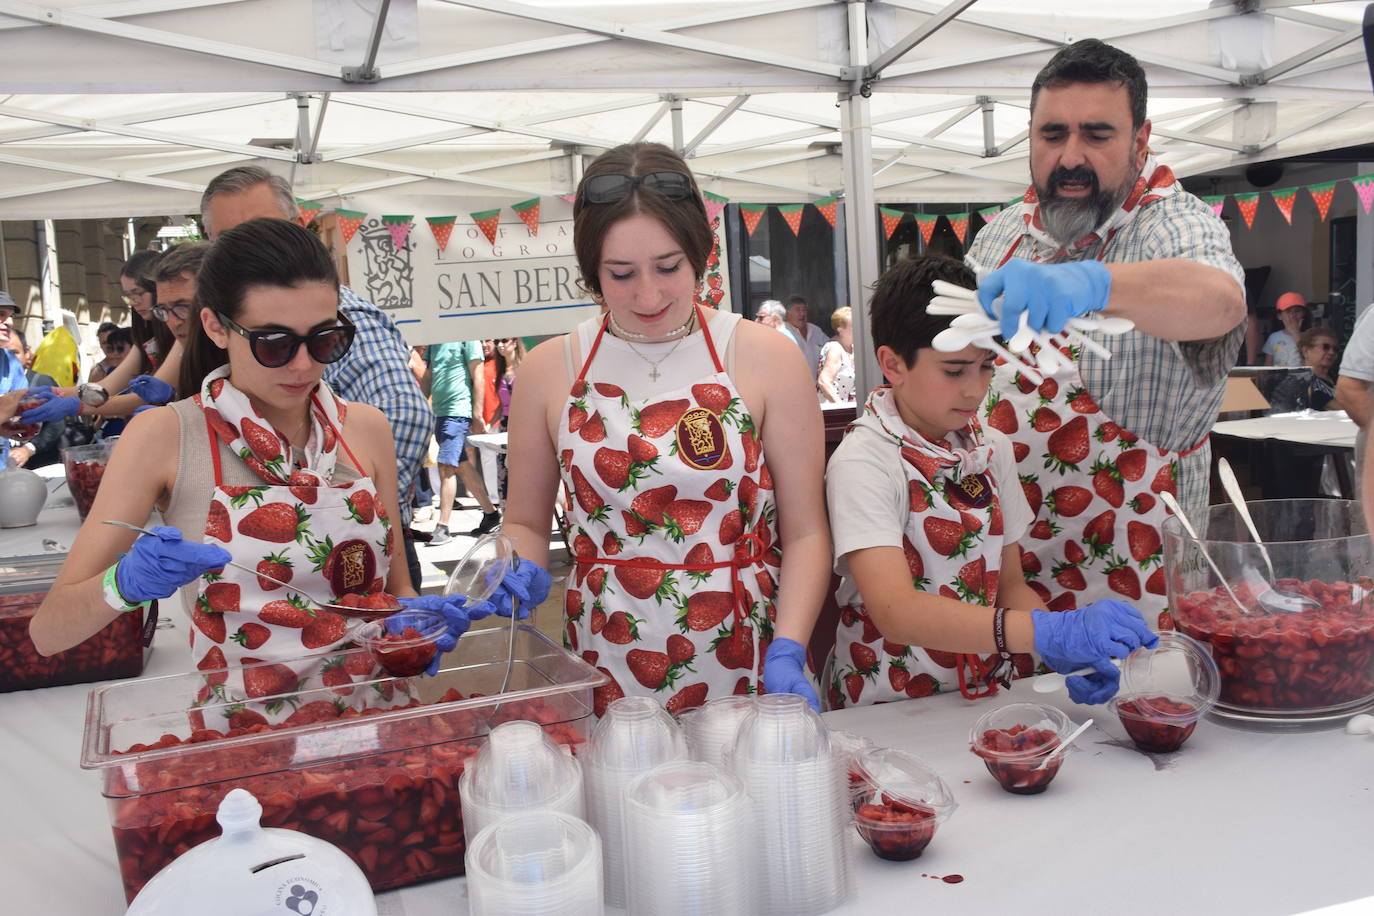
731,693,831,764
583,695,687,772
0,553,65,601
1114,630,1221,721
968,703,1072,759
850,747,957,820
465,720,581,809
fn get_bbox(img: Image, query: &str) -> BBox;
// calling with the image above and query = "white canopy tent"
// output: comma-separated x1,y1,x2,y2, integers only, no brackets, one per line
0,0,1369,388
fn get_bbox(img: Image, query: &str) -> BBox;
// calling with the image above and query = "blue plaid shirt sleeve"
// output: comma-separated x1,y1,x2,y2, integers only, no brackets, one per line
325,286,433,527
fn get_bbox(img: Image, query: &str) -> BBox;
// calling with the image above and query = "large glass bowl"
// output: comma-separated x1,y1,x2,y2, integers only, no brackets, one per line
1163,498,1374,725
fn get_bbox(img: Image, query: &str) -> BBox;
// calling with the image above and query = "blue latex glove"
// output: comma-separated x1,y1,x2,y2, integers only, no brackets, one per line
763,637,820,711
132,404,158,416
115,526,233,604
489,560,552,620
19,387,81,424
1032,600,1158,705
977,259,1113,340
124,375,174,406
389,594,496,675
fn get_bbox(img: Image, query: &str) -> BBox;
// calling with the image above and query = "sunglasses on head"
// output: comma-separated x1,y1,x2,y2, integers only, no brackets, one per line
583,171,695,205
216,311,355,368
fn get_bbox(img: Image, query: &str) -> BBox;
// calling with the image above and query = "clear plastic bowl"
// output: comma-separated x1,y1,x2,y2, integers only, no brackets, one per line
969,703,1073,795
465,811,603,916
1110,631,1220,753
460,720,584,840
731,693,831,765
354,618,442,677
850,748,956,861
62,440,116,520
1164,498,1374,724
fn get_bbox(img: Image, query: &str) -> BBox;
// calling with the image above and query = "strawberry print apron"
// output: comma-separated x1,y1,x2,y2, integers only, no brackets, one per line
984,161,1189,625
187,367,397,725
561,308,780,717
829,386,1033,709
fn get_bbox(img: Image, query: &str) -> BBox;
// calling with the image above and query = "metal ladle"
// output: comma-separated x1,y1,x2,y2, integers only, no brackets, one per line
1215,459,1316,614
1157,491,1251,615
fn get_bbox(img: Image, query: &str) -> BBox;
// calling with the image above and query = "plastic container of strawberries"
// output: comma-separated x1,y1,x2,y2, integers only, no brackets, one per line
0,553,148,693
81,624,605,904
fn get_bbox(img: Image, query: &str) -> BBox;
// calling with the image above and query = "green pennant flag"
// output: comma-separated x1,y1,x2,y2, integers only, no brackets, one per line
511,197,541,234
470,208,502,246
426,215,457,254
334,208,366,245
947,212,970,244
977,205,1002,221
812,196,839,228
913,212,939,244
880,207,907,241
381,214,413,250
1353,172,1374,214
777,203,805,236
296,199,324,224
1307,181,1338,221
702,190,729,223
1201,194,1226,218
1269,187,1298,225
1233,192,1260,229
739,203,767,236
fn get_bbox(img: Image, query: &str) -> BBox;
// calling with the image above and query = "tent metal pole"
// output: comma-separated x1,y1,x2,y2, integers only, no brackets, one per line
840,0,881,405
670,96,685,156
344,0,392,83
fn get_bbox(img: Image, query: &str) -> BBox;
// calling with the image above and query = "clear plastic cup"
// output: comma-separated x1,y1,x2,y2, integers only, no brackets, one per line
62,440,116,520
849,748,957,861
682,695,755,769
623,760,754,915
731,693,830,765
829,729,875,808
969,703,1074,795
353,618,442,678
1110,631,1220,753
461,720,585,840
465,811,603,915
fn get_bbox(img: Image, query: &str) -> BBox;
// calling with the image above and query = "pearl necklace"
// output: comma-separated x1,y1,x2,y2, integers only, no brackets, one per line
614,311,697,383
607,307,696,343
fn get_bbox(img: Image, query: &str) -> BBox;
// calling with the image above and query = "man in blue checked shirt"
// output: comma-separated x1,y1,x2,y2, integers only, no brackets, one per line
0,292,31,465
200,166,434,590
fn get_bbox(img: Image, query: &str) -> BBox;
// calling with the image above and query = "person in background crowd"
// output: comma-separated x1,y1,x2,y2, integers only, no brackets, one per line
1262,292,1307,367
480,339,501,430
1269,326,1342,412
2,296,37,465
3,327,63,468
826,256,1155,708
817,306,856,404
1337,305,1374,494
967,39,1245,623
786,295,829,377
198,165,433,592
89,321,124,381
503,142,831,714
423,340,501,546
754,299,797,342
407,345,437,525
493,337,526,429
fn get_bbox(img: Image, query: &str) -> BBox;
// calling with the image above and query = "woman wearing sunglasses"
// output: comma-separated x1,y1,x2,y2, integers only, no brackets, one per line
503,143,832,713
29,219,430,720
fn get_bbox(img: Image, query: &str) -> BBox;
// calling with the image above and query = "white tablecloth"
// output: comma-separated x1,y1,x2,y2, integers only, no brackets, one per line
5,639,1374,915
1213,411,1358,449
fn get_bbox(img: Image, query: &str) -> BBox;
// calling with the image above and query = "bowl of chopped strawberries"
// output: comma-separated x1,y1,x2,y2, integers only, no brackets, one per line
969,703,1074,795
1110,631,1219,753
1164,498,1374,725
354,616,442,677
849,747,956,861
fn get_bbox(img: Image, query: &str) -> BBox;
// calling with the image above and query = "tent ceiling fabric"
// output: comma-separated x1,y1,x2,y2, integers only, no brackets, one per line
0,0,1369,218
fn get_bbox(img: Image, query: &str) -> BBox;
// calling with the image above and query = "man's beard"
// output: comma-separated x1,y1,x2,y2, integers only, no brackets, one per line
1034,164,1134,245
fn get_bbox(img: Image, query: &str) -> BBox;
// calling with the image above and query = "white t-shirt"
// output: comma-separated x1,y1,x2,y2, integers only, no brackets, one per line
825,420,1034,608
1262,329,1302,367
1338,305,1374,382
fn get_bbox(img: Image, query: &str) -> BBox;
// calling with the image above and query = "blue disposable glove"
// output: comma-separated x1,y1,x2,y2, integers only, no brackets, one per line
132,404,158,416
125,375,174,406
763,637,820,711
19,387,81,424
489,560,552,620
977,259,1113,340
389,594,497,675
1032,600,1158,705
115,526,233,604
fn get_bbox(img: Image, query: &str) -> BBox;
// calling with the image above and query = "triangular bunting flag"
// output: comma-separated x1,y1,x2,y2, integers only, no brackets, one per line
812,196,838,229
559,193,577,204
1354,173,1374,215
1270,187,1298,225
335,209,366,246
778,203,805,236
296,199,324,225
1307,182,1337,222
702,191,729,225
948,212,970,244
977,205,1001,221
1234,193,1260,230
740,204,767,237
913,213,938,244
511,197,541,234
470,208,501,247
880,207,906,241
381,215,413,251
1202,195,1226,218
427,216,457,255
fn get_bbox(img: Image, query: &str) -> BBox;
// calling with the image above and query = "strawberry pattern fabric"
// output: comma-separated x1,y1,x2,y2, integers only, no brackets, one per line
188,370,398,724
983,347,1182,620
562,307,780,717
830,386,1031,708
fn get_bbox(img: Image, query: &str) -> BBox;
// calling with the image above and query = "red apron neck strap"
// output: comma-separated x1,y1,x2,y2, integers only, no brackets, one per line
696,306,724,374
312,390,366,474
202,408,225,487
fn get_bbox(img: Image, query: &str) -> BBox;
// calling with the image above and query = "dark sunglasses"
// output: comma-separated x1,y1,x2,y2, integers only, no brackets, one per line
216,311,355,368
583,171,694,204
1311,343,1336,351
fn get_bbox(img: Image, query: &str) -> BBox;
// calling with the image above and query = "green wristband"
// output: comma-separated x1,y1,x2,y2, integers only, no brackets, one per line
103,564,150,614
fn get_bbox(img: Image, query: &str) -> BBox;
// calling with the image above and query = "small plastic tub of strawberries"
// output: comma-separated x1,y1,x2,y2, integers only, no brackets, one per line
62,439,117,520
354,615,444,678
81,624,607,903
969,703,1075,795
1109,631,1219,753
0,553,149,692
0,395,43,441
849,747,956,861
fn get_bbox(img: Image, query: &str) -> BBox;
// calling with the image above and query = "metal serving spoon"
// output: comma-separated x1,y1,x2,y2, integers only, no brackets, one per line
1215,460,1317,614
1157,491,1251,615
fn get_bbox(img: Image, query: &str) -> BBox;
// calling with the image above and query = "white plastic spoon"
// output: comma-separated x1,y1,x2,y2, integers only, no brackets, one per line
1035,718,1094,770
1032,659,1122,694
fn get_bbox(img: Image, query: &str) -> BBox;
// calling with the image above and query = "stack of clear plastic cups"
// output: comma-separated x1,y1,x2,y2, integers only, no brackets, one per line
849,747,957,861
729,693,852,915
622,760,755,915
582,696,688,908
465,810,603,916
681,695,755,769
460,719,585,840
828,729,876,810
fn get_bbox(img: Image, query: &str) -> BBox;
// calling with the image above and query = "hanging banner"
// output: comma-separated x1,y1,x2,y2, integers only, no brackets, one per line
1234,193,1260,230
381,215,413,251
1270,187,1297,225
879,207,905,241
702,191,729,225
813,196,838,228
913,213,938,244
948,212,970,244
1201,195,1226,218
1306,182,1337,222
1351,173,1374,215
511,197,541,234
343,198,731,345
297,199,324,225
977,205,1002,222
335,209,366,245
740,203,767,237
778,203,805,236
